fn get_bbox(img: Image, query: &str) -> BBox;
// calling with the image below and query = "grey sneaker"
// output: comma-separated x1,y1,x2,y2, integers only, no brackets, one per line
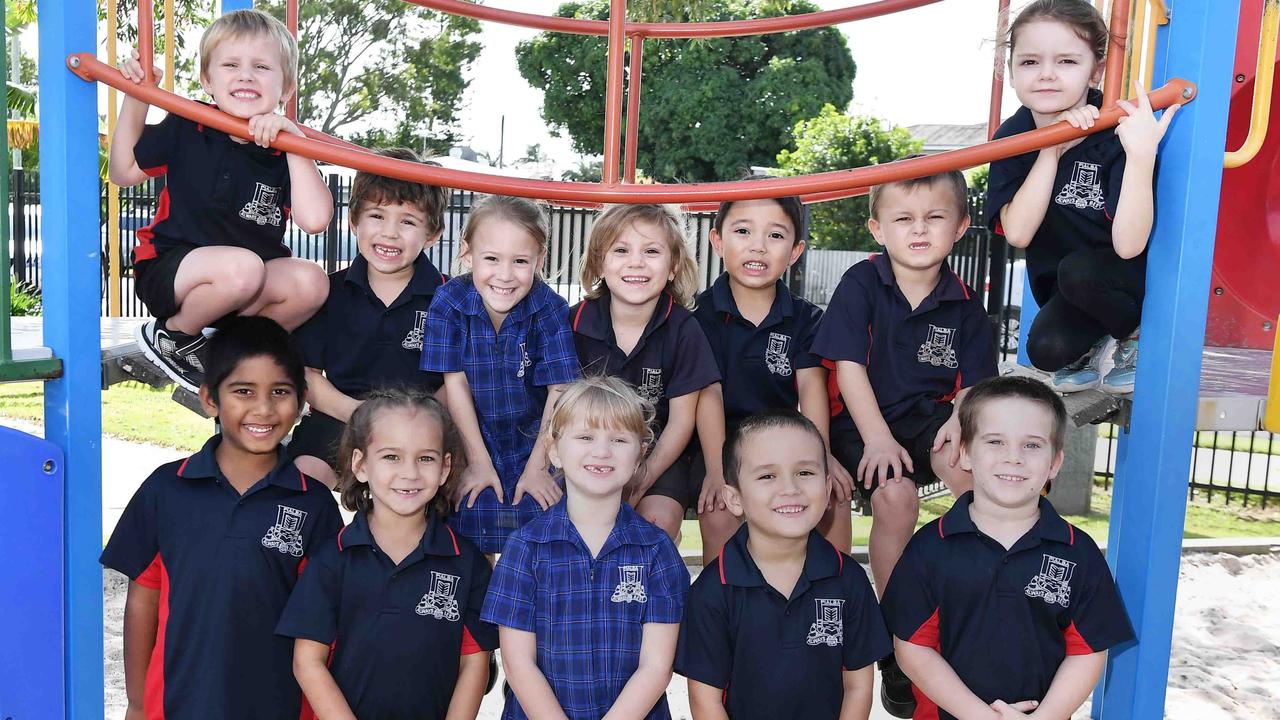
1102,333,1139,395
134,319,208,393
1049,337,1107,393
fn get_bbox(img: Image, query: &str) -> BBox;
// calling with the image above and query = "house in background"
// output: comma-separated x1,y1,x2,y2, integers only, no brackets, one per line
907,123,988,154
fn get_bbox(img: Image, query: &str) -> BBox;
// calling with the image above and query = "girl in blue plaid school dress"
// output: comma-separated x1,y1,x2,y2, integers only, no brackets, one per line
420,195,581,553
482,376,689,719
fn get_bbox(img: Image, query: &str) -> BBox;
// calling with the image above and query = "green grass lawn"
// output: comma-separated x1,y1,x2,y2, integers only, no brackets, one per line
0,381,210,451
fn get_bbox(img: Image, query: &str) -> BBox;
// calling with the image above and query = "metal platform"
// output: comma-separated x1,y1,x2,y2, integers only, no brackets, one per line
10,317,207,416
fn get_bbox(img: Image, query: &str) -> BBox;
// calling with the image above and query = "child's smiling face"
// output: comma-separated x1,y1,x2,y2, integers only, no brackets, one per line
711,199,804,292
460,218,544,327
200,354,300,458
601,220,676,308
549,421,645,502
354,200,439,278
352,408,451,519
725,425,830,542
961,397,1064,512
201,32,290,119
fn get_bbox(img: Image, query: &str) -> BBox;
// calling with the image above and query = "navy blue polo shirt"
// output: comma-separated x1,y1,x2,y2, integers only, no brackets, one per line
676,524,891,719
571,290,720,433
133,108,293,263
881,493,1133,720
692,275,825,431
275,510,498,720
813,255,997,432
100,435,342,719
986,89,1137,306
293,253,446,397
482,501,689,720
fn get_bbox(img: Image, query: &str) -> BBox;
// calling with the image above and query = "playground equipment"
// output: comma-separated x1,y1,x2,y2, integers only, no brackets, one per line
0,0,1255,718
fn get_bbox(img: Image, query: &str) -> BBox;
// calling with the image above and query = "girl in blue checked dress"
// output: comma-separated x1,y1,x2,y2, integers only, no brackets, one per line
420,195,580,553
482,376,689,720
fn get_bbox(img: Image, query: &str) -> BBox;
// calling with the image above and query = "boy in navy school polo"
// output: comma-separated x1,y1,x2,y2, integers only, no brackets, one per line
881,493,1133,720
290,252,446,466
481,501,689,719
101,434,342,719
692,276,825,434
276,509,498,719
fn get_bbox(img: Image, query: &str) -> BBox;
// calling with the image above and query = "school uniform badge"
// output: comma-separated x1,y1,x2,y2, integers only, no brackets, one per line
402,310,427,351
917,324,959,369
765,332,793,377
416,571,462,621
239,182,284,227
516,342,531,378
1024,554,1076,608
610,564,648,603
637,367,664,402
261,505,308,557
1055,161,1106,211
806,598,844,647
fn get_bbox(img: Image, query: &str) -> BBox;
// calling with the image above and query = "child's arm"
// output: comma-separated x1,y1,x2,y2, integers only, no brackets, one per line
303,368,362,423
687,679,732,720
445,650,491,720
109,49,159,188
798,365,854,502
835,361,911,489
838,666,875,720
442,371,505,509
603,622,680,720
293,638,357,720
694,383,728,514
513,384,568,510
243,113,332,234
1111,87,1179,259
500,627,570,720
998,106,1101,248
122,581,159,720
1027,652,1106,719
896,638,1003,720
627,392,697,505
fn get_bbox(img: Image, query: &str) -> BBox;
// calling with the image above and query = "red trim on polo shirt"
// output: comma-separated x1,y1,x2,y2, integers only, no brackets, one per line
1068,524,1075,546
937,521,945,539
718,546,727,585
572,302,588,331
296,557,309,577
1063,621,1095,655
336,525,349,552
822,359,845,418
297,469,307,492
444,524,461,555
144,555,171,720
952,271,970,300
662,293,674,321
460,627,483,655
908,608,942,720
831,541,843,575
175,456,191,478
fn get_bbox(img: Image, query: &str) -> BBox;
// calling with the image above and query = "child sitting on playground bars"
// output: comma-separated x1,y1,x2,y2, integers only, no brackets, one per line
109,9,333,394
881,376,1133,720
987,0,1179,395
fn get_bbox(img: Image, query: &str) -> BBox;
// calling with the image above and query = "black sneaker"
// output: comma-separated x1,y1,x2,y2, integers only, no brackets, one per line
880,655,916,718
135,319,208,393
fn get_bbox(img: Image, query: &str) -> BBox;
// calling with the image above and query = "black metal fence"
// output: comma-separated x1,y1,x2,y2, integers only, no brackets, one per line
7,171,1278,508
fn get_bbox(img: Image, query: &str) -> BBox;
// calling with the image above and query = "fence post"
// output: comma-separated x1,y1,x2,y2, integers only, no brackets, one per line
324,173,340,274
11,168,26,283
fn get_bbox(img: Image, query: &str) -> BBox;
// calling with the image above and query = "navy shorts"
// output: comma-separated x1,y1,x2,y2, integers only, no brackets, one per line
642,448,702,510
831,402,954,501
288,409,346,468
133,247,195,320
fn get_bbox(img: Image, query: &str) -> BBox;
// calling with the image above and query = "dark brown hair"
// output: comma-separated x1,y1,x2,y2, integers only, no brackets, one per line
349,148,450,235
1005,0,1110,66
336,388,465,516
868,159,968,220
580,204,700,306
958,376,1069,453
713,174,809,245
722,409,827,487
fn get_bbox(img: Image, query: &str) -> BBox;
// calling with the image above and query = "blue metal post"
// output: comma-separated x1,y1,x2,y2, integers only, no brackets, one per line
222,0,255,12
38,1,103,717
1099,2,1239,718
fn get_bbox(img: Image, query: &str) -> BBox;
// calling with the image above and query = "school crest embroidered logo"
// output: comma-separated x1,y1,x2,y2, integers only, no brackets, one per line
516,342,531,378
415,571,462,621
765,332,793,377
402,310,427,351
239,182,284,227
637,368,664,402
1024,554,1077,608
1054,161,1106,211
610,564,648,603
917,324,959,369
261,505,307,557
805,598,845,647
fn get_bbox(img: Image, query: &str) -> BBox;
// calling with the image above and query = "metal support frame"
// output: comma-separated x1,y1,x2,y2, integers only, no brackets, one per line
37,0,104,717
1096,2,1240,717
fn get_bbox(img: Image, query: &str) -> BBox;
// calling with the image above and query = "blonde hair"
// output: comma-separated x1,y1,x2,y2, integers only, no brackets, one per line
580,204,699,307
458,195,551,276
548,376,656,483
199,9,299,100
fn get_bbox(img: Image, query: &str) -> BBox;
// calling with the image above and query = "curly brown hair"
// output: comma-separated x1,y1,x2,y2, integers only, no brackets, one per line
336,388,466,516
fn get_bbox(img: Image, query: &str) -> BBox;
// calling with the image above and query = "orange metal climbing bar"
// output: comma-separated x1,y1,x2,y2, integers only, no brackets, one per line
602,0,627,184
1104,0,1132,106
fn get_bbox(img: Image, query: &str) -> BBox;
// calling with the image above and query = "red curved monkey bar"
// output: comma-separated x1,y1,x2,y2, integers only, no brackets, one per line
71,51,1193,207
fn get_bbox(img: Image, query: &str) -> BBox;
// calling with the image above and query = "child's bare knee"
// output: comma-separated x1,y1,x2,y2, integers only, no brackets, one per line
871,483,919,524
218,254,268,301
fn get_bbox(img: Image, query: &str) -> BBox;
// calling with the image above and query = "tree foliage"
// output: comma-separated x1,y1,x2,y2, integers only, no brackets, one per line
776,105,921,250
260,0,481,151
516,0,854,182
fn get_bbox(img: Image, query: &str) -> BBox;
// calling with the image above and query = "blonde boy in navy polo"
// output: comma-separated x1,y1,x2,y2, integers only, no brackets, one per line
882,376,1132,720
101,317,342,720
677,410,891,720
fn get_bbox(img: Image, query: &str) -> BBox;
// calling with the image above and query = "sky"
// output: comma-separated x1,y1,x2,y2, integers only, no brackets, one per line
455,0,1027,173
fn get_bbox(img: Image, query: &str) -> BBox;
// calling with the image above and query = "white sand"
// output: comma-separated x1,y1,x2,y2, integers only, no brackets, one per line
102,552,1280,719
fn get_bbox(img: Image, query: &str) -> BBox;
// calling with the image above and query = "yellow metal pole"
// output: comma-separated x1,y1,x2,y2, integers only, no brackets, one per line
1224,0,1279,168
1267,315,1280,432
164,0,174,93
106,0,121,317
1122,0,1144,93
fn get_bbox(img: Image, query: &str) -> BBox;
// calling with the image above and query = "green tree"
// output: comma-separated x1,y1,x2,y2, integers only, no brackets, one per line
262,0,481,151
516,0,854,182
776,104,920,250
